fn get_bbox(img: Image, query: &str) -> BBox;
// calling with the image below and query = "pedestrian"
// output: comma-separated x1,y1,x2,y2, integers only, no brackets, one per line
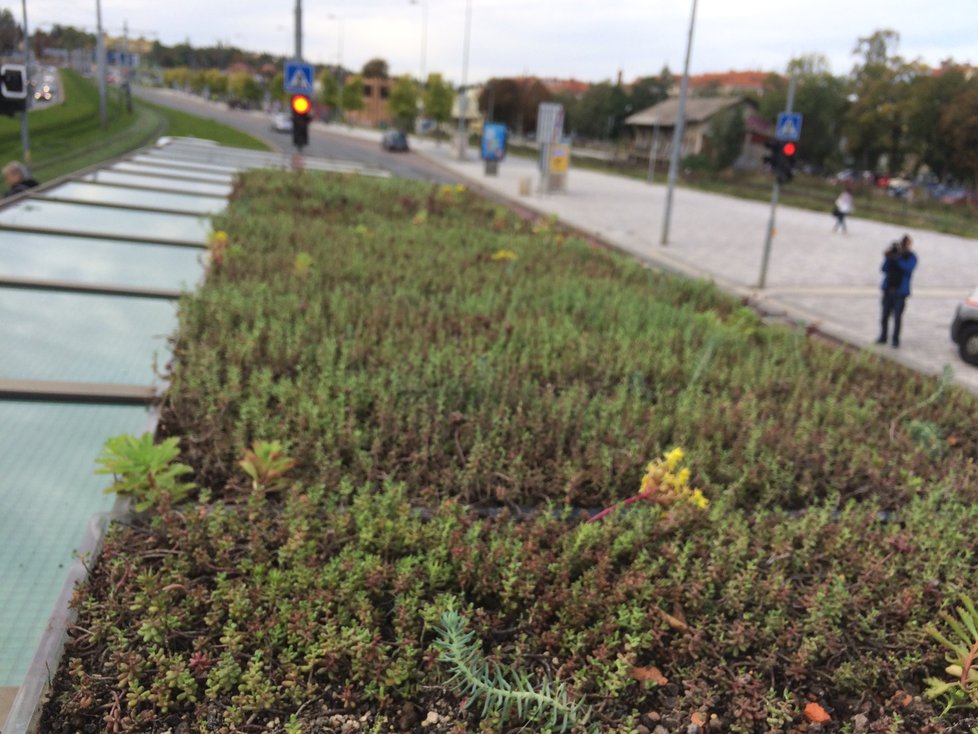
2,161,38,197
832,187,854,233
876,234,917,348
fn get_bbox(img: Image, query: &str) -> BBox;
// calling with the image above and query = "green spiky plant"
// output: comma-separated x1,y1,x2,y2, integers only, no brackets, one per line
924,594,978,713
433,609,593,733
96,433,195,512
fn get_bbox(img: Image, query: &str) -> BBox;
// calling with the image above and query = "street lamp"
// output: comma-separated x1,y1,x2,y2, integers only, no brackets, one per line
456,0,472,160
409,0,427,84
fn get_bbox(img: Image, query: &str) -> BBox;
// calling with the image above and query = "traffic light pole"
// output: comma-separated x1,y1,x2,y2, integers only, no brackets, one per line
757,76,796,289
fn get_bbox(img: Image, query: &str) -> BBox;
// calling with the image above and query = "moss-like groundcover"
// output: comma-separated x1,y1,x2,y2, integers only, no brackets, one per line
41,171,978,733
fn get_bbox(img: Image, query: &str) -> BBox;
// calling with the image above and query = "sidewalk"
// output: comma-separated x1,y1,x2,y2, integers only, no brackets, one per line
320,121,978,395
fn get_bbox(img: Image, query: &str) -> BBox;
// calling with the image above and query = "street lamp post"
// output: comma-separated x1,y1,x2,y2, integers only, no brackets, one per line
95,0,107,127
19,0,30,162
410,0,428,84
660,0,698,246
456,0,472,160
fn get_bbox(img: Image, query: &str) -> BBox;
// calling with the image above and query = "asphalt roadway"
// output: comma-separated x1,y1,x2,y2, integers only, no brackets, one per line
316,122,978,395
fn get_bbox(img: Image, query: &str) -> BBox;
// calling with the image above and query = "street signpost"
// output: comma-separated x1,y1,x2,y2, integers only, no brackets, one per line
284,60,314,95
775,111,803,142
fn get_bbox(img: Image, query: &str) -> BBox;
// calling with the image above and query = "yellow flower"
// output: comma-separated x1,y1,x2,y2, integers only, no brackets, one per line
688,489,709,509
491,249,518,261
664,447,684,471
208,230,229,246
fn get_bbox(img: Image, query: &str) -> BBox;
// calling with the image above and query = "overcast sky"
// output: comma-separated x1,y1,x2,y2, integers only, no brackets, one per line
17,0,978,84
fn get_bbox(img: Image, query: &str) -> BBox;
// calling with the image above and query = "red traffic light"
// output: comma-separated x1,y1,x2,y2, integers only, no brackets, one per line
781,141,797,157
291,94,311,115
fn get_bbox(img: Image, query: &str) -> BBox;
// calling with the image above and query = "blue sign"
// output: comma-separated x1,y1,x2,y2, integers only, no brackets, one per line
284,60,314,95
775,112,803,142
481,123,508,162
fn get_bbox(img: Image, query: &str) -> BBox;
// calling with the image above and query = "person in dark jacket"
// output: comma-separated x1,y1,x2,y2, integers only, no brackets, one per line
876,234,917,348
2,161,38,197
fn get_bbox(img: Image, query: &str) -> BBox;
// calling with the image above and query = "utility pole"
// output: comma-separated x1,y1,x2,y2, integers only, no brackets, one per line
95,0,107,127
122,20,131,113
758,76,796,289
660,0,698,246
294,0,302,60
456,0,472,160
19,0,30,163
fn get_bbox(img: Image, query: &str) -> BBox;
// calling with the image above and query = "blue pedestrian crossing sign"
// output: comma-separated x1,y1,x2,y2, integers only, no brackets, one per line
775,112,803,142
284,60,314,95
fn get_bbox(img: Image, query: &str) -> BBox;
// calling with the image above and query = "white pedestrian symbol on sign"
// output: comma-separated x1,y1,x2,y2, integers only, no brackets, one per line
775,112,803,142
289,69,310,91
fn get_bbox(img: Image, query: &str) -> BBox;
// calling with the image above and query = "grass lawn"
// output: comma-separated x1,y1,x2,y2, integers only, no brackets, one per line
0,69,268,184
39,170,978,733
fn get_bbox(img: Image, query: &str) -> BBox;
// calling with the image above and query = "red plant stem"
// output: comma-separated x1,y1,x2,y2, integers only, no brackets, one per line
587,493,651,523
961,638,978,689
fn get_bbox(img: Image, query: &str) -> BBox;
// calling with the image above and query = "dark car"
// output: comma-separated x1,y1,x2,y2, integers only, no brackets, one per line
951,285,978,365
381,130,409,152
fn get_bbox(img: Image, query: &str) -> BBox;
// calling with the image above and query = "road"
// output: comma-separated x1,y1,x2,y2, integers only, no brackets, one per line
133,86,462,185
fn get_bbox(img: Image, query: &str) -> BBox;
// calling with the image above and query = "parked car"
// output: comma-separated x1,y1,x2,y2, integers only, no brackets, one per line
271,112,292,133
381,130,409,152
951,285,978,365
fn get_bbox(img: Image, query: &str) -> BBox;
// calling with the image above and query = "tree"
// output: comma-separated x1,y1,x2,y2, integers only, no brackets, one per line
319,71,340,116
362,58,389,79
627,68,672,115
478,77,551,135
0,9,20,55
844,29,925,173
706,106,746,171
227,72,262,106
569,81,629,140
424,73,454,132
341,74,365,116
940,77,978,185
906,63,968,181
203,69,228,98
269,72,287,105
389,75,419,131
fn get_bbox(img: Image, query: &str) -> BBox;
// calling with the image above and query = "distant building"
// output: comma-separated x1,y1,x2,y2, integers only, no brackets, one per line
624,96,770,168
540,77,591,97
345,77,392,128
685,70,772,97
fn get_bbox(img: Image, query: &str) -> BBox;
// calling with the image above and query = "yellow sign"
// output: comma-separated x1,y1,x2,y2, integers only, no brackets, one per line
549,144,569,174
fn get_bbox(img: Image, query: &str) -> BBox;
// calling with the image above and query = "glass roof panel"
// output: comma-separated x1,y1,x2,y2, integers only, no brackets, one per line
0,400,151,685
0,289,177,384
0,231,204,291
110,162,233,183
45,181,225,215
0,200,211,243
129,154,240,175
81,170,232,197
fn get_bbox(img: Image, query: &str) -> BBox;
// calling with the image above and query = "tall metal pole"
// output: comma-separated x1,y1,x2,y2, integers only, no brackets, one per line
660,0,698,246
95,0,107,127
456,0,472,160
19,0,30,163
420,0,427,83
758,76,796,289
294,0,302,60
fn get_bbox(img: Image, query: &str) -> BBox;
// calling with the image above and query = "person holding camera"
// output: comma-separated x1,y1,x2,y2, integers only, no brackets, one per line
876,234,917,348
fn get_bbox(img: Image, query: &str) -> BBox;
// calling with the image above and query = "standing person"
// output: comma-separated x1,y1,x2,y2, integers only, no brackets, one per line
832,187,854,233
876,234,917,348
2,161,38,197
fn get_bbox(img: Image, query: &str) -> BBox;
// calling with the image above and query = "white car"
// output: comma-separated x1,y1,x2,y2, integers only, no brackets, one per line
271,112,293,133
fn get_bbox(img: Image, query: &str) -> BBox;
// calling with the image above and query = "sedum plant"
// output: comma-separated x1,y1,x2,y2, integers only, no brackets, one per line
925,594,978,712
96,433,195,512
433,608,593,733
